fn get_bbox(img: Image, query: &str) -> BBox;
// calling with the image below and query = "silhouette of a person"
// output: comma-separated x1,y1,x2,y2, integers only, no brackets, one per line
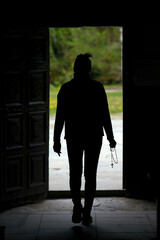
53,53,116,225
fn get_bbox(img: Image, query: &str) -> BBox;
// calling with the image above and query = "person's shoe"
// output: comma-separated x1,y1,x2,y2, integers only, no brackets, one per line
72,205,83,223
82,214,93,226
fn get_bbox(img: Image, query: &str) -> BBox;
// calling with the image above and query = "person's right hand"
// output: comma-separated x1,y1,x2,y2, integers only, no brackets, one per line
109,139,116,148
53,142,61,156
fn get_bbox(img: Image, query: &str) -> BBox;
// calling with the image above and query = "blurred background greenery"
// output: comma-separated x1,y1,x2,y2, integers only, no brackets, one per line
49,85,122,115
49,27,122,86
49,27,123,115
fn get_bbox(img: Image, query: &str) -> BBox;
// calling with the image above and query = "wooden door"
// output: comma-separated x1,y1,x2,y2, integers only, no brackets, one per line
0,28,49,209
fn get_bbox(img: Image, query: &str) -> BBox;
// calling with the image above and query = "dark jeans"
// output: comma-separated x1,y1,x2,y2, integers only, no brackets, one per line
66,137,102,213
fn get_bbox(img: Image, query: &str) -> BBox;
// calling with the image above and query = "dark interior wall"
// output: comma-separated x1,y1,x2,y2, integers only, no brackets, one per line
123,24,160,198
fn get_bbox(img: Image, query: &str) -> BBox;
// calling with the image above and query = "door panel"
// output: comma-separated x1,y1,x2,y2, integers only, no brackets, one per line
29,70,47,104
29,151,47,188
29,111,47,147
6,154,25,191
5,112,24,150
0,28,49,208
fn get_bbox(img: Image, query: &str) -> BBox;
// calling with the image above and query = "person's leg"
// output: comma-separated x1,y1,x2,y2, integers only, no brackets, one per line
83,137,102,224
66,140,83,206
66,140,83,222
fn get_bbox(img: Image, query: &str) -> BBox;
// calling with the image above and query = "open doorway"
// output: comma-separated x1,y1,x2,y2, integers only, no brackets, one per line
49,26,123,191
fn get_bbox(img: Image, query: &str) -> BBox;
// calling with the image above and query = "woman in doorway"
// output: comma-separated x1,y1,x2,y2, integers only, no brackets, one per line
53,53,116,225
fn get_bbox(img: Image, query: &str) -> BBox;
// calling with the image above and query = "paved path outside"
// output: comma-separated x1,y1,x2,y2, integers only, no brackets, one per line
49,115,122,191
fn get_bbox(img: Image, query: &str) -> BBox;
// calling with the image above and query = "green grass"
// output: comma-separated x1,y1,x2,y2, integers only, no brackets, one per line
49,85,60,114
49,84,123,115
107,92,123,114
104,84,122,89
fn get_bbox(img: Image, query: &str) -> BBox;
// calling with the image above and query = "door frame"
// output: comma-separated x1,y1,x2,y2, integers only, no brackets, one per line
47,25,126,198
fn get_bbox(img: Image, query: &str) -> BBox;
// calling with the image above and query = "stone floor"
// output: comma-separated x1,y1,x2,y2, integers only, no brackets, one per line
0,197,156,240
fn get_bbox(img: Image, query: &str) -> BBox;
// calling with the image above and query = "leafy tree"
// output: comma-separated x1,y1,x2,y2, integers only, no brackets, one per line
49,27,122,86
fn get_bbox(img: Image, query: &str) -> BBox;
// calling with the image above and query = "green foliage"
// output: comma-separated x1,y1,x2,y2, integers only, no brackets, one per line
49,27,122,86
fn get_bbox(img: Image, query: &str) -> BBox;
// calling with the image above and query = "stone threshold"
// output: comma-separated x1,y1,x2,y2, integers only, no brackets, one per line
47,189,126,199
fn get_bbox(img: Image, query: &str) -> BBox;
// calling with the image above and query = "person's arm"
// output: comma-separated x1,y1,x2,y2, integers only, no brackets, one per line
101,85,116,148
53,86,65,155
